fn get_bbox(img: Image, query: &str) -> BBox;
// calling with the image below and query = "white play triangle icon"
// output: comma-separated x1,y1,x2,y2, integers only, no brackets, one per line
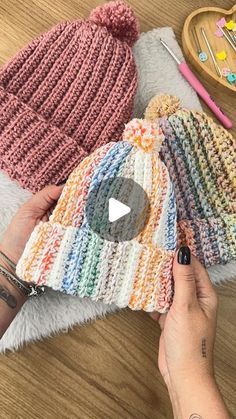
108,198,131,223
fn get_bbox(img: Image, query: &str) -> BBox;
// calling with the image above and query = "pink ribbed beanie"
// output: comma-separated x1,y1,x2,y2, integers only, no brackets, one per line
0,1,139,192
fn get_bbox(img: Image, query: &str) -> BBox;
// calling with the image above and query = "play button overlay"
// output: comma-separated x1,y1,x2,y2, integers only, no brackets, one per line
85,177,150,242
108,198,131,223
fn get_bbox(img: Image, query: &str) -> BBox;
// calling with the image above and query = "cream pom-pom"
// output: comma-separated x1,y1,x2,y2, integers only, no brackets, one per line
89,0,139,46
145,94,181,121
123,119,164,153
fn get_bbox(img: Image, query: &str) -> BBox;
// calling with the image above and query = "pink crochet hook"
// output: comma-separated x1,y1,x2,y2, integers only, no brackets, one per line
160,39,233,129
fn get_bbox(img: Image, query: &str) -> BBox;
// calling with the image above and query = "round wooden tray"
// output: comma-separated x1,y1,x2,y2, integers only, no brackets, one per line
182,5,236,94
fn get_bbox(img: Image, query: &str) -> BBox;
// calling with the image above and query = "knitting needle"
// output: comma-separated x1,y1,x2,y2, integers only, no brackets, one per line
160,39,232,129
192,27,201,54
191,26,208,61
233,32,236,44
201,28,222,78
217,25,236,52
225,28,236,46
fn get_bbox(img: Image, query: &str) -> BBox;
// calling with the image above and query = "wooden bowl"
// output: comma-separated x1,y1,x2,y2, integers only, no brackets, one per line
182,5,236,94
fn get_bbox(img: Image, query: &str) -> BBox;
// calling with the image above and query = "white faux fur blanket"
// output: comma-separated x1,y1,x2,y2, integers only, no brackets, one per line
0,27,235,352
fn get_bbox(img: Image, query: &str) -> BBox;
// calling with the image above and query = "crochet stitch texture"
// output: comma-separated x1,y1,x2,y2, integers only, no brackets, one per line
0,0,139,193
145,94,236,268
16,119,177,313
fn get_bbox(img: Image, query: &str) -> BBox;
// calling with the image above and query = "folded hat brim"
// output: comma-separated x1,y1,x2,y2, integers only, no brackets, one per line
16,220,175,313
0,87,87,192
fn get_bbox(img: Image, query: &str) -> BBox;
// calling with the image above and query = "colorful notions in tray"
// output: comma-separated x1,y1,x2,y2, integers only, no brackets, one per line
215,17,236,35
214,16,236,85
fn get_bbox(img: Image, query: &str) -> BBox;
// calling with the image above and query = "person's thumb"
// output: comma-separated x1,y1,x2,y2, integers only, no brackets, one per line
28,185,63,212
172,246,197,308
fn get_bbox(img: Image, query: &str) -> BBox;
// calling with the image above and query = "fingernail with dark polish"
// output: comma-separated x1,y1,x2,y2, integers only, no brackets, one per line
178,246,191,265
57,178,67,186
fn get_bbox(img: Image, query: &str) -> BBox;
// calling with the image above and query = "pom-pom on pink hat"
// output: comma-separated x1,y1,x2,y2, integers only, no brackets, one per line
0,0,139,192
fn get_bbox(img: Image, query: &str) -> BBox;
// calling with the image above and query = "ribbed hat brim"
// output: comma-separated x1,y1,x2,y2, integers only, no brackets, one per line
0,87,87,191
16,220,174,313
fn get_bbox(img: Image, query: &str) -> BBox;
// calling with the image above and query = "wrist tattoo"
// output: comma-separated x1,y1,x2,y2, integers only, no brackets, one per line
189,415,203,419
0,285,17,309
201,338,207,358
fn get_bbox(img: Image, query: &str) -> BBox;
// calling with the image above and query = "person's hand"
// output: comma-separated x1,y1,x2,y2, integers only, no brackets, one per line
0,185,63,339
152,247,230,419
152,246,218,387
0,185,63,267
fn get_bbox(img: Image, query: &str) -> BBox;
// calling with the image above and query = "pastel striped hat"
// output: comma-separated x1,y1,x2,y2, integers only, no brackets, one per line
145,94,236,267
16,119,177,313
0,0,139,193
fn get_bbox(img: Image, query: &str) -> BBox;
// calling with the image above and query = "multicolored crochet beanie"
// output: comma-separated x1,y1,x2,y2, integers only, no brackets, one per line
0,0,139,193
145,94,236,268
16,119,177,313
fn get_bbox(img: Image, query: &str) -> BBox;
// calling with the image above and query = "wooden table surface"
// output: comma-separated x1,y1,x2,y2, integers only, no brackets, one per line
0,1,236,418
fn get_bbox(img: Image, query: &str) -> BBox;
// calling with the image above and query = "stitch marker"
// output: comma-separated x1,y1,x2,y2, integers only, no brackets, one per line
192,27,208,62
216,25,236,53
